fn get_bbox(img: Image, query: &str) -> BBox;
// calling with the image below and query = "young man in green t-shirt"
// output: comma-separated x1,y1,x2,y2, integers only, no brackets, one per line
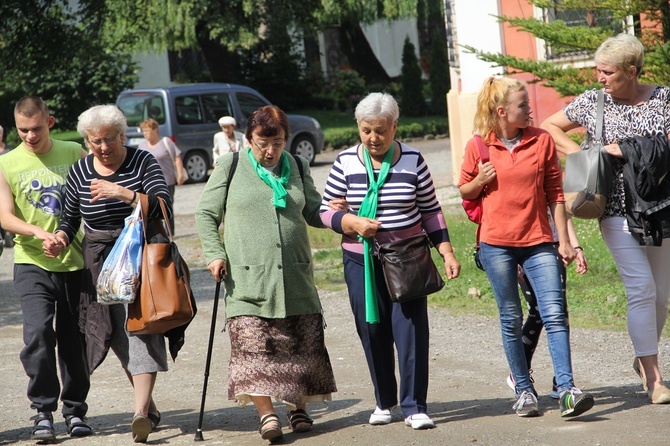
0,97,91,441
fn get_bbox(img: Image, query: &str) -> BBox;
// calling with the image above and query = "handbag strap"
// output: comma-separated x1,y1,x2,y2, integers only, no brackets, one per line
163,137,176,163
595,89,604,143
585,89,605,194
474,135,490,163
139,194,173,241
473,135,489,245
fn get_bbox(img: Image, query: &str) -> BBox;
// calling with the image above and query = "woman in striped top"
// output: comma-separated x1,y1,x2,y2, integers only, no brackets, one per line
46,105,173,443
320,92,460,430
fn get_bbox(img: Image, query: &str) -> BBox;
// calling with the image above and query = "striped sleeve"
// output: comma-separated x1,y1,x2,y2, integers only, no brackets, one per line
57,148,172,239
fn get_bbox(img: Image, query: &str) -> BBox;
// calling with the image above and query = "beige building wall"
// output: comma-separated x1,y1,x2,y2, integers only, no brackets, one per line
447,0,504,185
447,90,478,186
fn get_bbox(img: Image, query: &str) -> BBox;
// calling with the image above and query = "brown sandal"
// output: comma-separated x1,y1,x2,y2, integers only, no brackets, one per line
259,413,283,442
287,409,313,433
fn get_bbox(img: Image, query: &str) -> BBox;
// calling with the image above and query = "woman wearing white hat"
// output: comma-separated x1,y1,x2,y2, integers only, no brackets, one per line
212,116,245,165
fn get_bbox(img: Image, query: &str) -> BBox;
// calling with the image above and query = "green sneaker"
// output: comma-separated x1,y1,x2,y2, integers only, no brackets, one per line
559,387,594,417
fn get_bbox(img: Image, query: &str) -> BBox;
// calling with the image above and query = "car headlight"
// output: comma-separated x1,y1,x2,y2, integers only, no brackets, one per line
310,117,321,129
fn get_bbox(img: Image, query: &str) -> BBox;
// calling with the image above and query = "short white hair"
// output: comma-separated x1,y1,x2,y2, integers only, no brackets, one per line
77,105,128,138
354,92,399,124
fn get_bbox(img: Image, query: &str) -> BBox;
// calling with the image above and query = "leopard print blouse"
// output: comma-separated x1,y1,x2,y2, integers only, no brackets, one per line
564,86,670,219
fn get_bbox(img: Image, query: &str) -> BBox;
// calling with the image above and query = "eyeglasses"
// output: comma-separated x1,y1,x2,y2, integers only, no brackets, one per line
88,135,118,147
252,138,286,151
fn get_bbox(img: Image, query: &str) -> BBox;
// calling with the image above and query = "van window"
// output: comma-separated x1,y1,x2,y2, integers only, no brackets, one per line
201,94,233,123
237,92,269,118
118,94,166,127
175,95,204,124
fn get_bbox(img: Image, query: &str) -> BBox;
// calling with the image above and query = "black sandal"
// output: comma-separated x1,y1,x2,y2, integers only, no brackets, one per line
148,410,161,430
30,412,56,442
287,409,313,433
259,413,283,442
65,415,93,437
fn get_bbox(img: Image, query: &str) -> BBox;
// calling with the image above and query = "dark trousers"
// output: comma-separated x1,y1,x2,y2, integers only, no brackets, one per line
343,252,430,417
15,264,89,417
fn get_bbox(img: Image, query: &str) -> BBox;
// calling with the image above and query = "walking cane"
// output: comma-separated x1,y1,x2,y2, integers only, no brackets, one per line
194,274,224,441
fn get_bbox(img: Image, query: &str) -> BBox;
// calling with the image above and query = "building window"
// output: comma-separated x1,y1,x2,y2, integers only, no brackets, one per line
541,2,624,60
445,0,459,68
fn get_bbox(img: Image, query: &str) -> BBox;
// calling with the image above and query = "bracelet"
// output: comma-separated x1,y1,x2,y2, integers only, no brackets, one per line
130,191,137,205
573,246,584,251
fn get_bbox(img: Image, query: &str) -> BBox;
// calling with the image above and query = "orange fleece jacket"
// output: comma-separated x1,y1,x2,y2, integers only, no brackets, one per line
458,126,564,247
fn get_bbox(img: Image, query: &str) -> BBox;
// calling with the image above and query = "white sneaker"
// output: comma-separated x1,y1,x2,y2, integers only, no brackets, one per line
404,413,435,430
506,373,515,392
369,407,392,425
513,390,540,417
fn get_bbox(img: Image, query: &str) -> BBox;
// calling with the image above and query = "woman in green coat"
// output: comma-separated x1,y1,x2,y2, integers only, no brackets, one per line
195,105,337,443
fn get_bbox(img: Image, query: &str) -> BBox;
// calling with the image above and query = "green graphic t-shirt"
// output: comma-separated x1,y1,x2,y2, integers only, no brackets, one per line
0,139,84,271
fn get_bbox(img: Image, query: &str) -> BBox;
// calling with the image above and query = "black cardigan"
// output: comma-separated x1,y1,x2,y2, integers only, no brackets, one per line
619,134,670,245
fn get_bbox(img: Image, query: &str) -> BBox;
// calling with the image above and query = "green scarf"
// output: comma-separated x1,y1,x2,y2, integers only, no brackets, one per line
357,144,395,324
247,149,290,208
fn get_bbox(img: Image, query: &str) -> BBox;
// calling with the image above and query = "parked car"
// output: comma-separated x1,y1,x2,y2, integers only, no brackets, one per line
116,83,324,182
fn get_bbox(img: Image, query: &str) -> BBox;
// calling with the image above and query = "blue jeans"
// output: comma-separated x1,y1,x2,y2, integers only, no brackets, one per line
479,242,574,396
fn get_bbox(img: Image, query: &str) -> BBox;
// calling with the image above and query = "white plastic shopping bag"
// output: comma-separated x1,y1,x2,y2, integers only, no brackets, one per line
97,203,144,304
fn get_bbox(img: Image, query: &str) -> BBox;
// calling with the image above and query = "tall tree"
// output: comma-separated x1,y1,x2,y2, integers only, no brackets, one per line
0,0,137,131
461,0,670,97
400,37,426,117
429,34,450,115
97,0,417,88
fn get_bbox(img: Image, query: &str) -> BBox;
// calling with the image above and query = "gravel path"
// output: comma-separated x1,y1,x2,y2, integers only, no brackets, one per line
1,140,670,445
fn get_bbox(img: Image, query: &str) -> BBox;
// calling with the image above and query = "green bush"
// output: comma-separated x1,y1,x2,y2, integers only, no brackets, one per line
330,66,366,112
323,119,449,149
325,128,360,149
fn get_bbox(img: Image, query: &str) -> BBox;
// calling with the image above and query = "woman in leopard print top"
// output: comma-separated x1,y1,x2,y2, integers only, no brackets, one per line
542,33,670,405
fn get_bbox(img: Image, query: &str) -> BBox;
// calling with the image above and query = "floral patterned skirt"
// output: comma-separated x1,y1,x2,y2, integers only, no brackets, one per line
227,313,337,408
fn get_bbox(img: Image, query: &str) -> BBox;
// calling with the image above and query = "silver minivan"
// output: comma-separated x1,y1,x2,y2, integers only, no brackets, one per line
116,83,324,182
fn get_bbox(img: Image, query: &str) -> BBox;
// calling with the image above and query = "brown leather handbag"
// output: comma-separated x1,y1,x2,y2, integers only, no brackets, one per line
127,195,196,335
376,234,445,303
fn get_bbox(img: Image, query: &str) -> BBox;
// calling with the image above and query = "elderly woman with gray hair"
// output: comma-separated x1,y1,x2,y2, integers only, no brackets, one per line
320,92,461,429
542,33,670,405
44,104,176,442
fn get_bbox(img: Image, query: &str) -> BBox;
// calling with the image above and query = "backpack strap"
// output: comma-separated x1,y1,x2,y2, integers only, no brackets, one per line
474,135,489,163
473,135,490,246
223,151,239,213
292,154,305,184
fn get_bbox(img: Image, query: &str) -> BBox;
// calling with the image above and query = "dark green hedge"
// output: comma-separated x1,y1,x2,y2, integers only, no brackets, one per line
324,120,449,149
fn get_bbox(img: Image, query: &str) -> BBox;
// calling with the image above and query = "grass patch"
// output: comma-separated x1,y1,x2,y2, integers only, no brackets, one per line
310,206,636,333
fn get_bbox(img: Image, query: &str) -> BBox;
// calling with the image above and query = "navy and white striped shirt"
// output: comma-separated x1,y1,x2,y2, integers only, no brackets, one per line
320,143,449,254
58,147,172,241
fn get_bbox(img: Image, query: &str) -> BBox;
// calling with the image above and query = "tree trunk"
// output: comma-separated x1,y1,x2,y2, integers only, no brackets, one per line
196,24,241,83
